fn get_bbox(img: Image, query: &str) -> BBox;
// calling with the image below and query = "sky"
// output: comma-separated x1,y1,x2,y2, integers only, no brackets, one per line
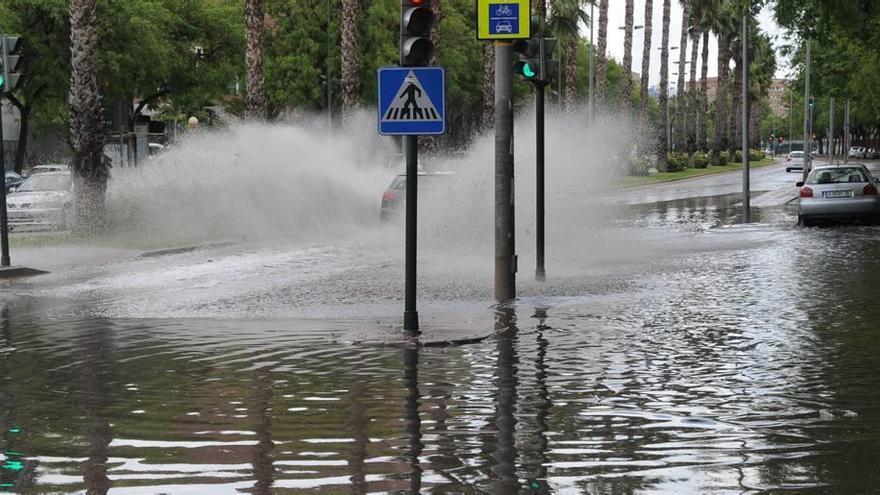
591,0,792,90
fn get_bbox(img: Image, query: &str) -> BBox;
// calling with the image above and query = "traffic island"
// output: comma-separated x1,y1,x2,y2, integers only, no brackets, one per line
0,266,49,279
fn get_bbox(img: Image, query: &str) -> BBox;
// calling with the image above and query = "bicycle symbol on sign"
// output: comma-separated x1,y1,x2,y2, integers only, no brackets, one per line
495,4,513,16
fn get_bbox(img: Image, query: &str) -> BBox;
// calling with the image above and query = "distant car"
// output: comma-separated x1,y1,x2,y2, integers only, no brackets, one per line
380,172,453,222
5,171,24,192
6,171,73,230
26,163,69,176
785,151,805,172
797,164,880,226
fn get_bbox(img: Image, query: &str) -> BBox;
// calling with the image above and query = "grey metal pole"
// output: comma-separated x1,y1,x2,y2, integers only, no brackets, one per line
844,100,850,163
495,41,516,302
535,83,545,282
802,38,811,180
788,87,793,153
403,134,419,331
327,0,332,127
829,97,834,161
589,1,595,122
741,10,750,223
0,95,10,267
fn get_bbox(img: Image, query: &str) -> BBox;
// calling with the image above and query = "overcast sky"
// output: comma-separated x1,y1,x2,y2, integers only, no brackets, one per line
589,1,791,89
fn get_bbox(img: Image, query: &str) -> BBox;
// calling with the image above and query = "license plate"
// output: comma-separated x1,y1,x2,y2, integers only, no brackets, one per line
824,190,853,198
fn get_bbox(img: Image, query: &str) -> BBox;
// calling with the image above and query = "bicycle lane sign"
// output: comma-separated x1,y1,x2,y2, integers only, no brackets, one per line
476,0,530,40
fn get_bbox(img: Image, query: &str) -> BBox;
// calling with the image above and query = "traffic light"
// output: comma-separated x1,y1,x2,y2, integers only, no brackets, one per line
400,0,434,66
808,96,815,109
0,36,23,93
513,15,556,84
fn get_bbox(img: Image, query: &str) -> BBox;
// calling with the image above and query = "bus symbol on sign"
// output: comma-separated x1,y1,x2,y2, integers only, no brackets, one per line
489,3,519,35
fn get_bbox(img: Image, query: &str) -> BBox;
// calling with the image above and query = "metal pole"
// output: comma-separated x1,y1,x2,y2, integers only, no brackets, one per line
788,87,793,153
589,1,594,122
741,10,750,223
844,100,850,163
495,41,516,302
403,134,419,331
327,0,332,128
0,95,10,267
535,82,545,282
829,97,834,161
802,38,811,180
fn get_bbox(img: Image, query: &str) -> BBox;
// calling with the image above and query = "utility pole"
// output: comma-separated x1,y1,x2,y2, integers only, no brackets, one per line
741,9,750,223
495,40,516,302
0,94,9,267
802,38,811,180
788,87,793,153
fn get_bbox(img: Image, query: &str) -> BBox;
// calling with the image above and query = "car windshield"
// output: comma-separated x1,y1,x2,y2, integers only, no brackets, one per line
390,176,406,190
790,152,803,158
808,167,869,185
17,174,71,192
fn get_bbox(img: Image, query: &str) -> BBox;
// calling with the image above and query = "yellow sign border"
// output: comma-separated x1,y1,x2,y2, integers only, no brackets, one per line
476,0,531,40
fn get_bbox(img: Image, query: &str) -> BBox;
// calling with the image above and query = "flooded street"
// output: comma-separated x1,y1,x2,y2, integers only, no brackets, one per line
3,188,880,493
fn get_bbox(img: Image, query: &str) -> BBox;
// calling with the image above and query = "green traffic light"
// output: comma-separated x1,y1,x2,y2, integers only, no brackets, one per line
0,74,4,89
522,63,536,78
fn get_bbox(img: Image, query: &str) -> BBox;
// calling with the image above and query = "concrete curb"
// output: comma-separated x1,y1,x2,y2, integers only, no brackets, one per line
138,241,234,258
0,266,50,279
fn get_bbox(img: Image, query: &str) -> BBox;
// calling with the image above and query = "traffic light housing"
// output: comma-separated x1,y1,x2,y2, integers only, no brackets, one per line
513,16,556,84
0,36,23,93
808,96,815,109
400,0,434,66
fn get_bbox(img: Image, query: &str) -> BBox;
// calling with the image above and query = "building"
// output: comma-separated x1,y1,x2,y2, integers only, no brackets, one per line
767,78,788,116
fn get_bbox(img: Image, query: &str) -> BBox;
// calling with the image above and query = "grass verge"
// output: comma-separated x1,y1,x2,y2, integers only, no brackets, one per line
620,157,778,187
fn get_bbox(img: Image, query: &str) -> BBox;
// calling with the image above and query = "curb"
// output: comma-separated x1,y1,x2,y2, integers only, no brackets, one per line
0,266,50,279
138,241,234,258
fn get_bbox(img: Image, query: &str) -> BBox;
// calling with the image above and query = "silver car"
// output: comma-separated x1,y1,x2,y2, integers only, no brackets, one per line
797,164,880,226
785,151,804,172
6,171,73,230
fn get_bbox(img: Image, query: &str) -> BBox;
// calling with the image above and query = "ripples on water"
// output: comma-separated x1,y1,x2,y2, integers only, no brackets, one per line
2,200,880,493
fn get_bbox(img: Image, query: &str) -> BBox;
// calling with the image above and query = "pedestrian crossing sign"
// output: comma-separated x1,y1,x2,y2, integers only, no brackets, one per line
377,67,445,136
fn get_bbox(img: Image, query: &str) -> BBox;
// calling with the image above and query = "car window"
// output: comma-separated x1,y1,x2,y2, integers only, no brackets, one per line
390,176,406,190
17,174,72,192
791,152,803,158
807,168,868,185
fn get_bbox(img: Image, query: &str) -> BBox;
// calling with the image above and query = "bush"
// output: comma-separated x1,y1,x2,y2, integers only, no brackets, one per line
733,150,743,163
750,148,765,161
692,152,709,169
666,152,688,171
718,151,730,165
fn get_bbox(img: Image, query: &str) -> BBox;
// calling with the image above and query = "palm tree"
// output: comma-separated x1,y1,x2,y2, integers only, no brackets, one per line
658,0,672,170
699,28,710,151
639,0,654,120
548,0,590,110
710,3,736,165
622,0,634,110
686,22,700,162
595,0,609,108
690,0,715,153
69,0,109,233
674,0,691,151
244,0,267,120
340,0,360,114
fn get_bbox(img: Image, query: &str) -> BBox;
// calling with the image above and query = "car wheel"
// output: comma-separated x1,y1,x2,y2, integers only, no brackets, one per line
799,215,813,227
785,168,791,172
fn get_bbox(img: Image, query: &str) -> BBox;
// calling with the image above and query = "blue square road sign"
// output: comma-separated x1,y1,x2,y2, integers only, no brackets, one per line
489,3,519,35
377,67,446,136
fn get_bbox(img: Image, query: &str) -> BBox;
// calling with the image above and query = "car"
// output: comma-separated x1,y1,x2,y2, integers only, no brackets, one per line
380,171,453,222
5,171,24,192
26,163,69,177
785,151,805,172
495,21,513,33
6,171,73,230
797,164,880,226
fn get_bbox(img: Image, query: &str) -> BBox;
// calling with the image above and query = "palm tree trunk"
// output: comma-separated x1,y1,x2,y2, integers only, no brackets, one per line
687,28,699,160
711,34,729,165
674,0,690,151
699,29,709,151
622,0,634,110
639,0,654,121
658,0,671,171
244,0,267,120
595,0,609,109
429,0,444,67
564,37,577,110
69,0,109,234
482,42,495,130
340,0,360,115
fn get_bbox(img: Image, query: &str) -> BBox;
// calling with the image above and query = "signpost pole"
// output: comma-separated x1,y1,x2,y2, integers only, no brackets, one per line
535,81,545,283
403,134,419,331
495,40,516,302
0,94,10,267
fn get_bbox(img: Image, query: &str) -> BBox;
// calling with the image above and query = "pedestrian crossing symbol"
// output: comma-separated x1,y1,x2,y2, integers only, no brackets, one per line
378,67,445,136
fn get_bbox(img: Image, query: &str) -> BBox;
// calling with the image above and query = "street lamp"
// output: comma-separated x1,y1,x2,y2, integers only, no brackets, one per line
618,25,645,30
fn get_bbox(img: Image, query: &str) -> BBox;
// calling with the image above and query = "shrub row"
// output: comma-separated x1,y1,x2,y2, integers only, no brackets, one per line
665,148,765,171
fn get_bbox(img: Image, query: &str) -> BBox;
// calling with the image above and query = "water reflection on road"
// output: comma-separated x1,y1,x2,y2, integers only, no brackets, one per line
1,197,880,492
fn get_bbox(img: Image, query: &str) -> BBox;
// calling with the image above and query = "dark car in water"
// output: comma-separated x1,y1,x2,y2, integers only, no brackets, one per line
380,171,454,222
